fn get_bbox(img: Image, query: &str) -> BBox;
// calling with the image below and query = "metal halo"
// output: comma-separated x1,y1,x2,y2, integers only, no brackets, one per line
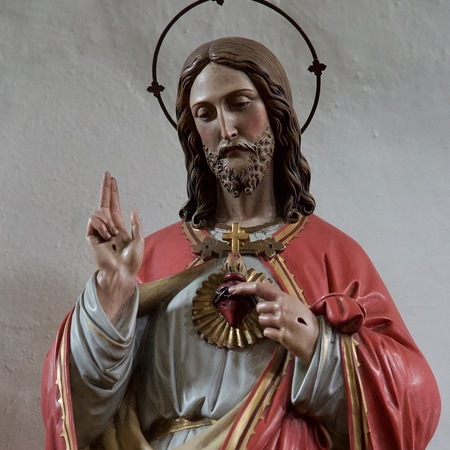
147,0,326,133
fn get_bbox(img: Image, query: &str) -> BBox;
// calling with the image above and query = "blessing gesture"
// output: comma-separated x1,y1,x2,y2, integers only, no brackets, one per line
86,172,144,324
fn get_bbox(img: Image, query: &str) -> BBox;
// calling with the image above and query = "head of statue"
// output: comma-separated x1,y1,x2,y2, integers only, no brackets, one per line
176,36,315,228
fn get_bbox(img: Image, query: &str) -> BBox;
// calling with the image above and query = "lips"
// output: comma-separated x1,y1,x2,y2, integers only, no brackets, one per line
219,144,255,159
220,145,242,158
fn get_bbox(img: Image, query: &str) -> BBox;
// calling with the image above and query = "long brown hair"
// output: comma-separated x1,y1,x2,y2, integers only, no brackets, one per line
176,37,315,228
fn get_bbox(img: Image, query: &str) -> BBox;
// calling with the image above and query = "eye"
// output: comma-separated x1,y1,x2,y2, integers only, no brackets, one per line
229,96,251,111
233,101,250,109
194,107,214,121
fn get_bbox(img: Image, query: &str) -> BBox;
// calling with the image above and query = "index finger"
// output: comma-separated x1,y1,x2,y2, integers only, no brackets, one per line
110,176,127,231
99,171,112,211
229,280,280,302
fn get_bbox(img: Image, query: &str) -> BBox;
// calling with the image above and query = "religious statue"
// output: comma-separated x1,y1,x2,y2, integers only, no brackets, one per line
41,32,440,450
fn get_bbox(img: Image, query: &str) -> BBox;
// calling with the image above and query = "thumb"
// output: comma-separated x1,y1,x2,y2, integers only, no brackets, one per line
131,210,144,241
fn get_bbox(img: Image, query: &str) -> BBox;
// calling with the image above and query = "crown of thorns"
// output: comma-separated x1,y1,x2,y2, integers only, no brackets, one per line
147,0,326,133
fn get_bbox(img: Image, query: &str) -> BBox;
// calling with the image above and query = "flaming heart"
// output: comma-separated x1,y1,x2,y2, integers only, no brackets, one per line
212,272,257,327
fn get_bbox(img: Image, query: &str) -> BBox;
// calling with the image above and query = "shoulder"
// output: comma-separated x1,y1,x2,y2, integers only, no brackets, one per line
144,221,187,246
290,214,363,248
310,214,360,244
284,214,371,263
137,221,197,283
281,214,388,301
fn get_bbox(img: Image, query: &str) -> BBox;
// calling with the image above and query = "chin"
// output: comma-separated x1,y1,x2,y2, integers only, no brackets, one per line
222,155,252,172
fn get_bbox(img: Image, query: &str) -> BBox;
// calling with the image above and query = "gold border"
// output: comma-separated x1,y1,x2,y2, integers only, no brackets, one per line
224,346,290,449
341,335,369,450
192,269,266,349
267,254,307,305
147,417,218,441
55,322,76,450
273,215,309,245
183,217,310,260
182,222,207,247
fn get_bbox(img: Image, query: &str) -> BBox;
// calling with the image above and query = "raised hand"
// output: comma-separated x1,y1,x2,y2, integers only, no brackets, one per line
229,281,319,364
86,172,144,324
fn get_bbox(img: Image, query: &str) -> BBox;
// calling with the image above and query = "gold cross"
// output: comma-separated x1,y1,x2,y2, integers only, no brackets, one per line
222,222,249,254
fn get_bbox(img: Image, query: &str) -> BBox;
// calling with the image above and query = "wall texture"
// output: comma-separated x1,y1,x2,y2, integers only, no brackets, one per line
1,0,449,448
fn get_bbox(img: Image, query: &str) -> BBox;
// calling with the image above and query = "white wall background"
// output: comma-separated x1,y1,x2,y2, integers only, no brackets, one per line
1,0,449,448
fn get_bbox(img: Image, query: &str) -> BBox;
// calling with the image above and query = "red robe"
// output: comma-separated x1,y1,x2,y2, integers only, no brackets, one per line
41,215,440,449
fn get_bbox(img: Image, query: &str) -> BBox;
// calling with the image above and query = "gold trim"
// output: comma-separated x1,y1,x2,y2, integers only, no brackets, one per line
185,256,206,269
224,346,290,449
192,268,266,349
267,254,307,305
146,416,218,441
56,323,77,450
183,216,309,258
351,338,370,448
341,335,369,450
273,215,309,244
214,217,283,233
183,221,287,259
182,222,207,246
137,259,215,316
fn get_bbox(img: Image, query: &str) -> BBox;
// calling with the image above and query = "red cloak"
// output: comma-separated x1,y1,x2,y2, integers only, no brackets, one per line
41,215,440,449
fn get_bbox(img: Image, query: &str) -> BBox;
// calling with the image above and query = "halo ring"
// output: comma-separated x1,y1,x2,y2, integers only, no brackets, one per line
147,0,326,133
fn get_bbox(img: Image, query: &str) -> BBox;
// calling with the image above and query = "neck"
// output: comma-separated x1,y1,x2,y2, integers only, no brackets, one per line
215,167,277,228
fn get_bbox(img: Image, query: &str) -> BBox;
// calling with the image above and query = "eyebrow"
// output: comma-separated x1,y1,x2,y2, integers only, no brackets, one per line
190,88,257,109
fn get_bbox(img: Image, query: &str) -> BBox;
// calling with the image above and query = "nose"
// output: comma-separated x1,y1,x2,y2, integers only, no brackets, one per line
218,108,237,141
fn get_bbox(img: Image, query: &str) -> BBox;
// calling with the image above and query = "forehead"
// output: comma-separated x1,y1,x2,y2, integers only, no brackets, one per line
189,63,258,107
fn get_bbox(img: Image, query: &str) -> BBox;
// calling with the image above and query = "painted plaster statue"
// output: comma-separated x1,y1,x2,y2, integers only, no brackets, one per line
41,37,440,450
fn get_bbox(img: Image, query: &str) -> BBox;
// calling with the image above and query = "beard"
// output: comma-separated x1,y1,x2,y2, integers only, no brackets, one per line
204,126,275,198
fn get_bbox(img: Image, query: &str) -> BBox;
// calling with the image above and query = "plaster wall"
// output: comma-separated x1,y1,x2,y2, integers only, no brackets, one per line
1,0,449,448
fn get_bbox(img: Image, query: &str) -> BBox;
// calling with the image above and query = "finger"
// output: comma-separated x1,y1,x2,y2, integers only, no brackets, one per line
99,172,112,212
87,209,118,235
229,281,280,302
256,300,280,314
261,326,284,344
110,177,129,234
258,312,280,329
86,214,114,240
131,210,144,241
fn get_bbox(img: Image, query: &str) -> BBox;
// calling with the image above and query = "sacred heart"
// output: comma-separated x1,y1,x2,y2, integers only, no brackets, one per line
212,272,257,327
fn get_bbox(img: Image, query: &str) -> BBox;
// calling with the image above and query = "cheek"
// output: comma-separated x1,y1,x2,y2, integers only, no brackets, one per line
195,123,213,148
245,106,269,139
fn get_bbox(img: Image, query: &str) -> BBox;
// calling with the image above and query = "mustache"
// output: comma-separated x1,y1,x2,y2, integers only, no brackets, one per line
217,138,257,159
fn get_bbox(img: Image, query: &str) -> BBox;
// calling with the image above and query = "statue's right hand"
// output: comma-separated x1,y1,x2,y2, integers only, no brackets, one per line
86,172,144,324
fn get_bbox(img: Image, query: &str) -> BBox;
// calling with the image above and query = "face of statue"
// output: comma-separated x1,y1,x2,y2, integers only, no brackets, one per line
189,63,275,198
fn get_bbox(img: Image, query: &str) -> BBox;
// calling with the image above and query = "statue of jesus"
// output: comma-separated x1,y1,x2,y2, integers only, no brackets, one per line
41,37,440,450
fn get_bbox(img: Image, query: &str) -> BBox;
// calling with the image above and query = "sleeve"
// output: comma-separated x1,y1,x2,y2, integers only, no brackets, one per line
69,273,142,448
308,251,441,449
291,316,349,448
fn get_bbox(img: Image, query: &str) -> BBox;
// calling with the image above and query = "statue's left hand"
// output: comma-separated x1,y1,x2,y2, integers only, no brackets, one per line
229,281,319,364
